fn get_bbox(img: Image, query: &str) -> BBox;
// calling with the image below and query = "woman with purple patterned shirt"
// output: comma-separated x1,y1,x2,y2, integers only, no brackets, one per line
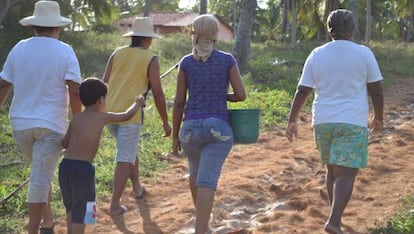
172,14,246,234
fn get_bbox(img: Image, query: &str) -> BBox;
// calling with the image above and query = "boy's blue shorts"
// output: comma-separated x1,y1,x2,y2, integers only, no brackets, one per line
59,158,96,224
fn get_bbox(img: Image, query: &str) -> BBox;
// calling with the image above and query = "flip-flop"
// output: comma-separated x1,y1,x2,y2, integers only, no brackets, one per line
133,186,145,199
108,205,127,217
39,225,54,234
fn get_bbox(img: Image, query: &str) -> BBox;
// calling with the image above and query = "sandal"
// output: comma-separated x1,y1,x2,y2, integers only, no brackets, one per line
39,225,54,234
108,205,127,217
133,186,146,199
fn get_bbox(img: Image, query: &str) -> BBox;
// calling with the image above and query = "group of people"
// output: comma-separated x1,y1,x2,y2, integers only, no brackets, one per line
0,1,384,234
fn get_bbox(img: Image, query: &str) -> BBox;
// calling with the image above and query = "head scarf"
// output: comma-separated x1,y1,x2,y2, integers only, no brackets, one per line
191,14,219,62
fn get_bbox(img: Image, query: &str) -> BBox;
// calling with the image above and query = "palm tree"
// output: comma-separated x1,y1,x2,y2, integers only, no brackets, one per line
232,0,257,74
281,0,288,42
395,0,414,41
0,0,32,27
200,0,207,14
365,0,372,42
63,0,113,31
350,0,361,41
290,0,297,44
144,0,152,16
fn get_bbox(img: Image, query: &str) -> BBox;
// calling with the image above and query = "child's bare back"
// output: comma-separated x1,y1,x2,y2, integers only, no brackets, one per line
62,111,110,163
61,77,145,163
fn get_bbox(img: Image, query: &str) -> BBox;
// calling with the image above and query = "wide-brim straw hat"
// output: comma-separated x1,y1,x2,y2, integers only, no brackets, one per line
19,1,72,27
122,17,160,38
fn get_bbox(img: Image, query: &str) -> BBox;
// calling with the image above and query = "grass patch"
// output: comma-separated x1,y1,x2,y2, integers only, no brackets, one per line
369,196,414,234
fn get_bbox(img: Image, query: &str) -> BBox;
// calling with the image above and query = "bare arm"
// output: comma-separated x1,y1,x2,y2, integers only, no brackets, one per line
285,85,313,142
367,80,384,134
227,64,246,102
148,57,171,136
0,79,12,108
66,80,81,115
104,96,145,123
61,121,72,149
172,69,187,153
102,52,115,83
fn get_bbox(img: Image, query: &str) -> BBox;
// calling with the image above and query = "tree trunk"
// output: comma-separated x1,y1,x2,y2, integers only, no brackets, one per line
325,0,336,41
0,0,18,26
281,0,288,43
200,0,207,14
365,0,371,42
350,0,361,41
232,0,257,74
144,0,152,17
407,13,413,42
233,1,237,34
290,0,297,44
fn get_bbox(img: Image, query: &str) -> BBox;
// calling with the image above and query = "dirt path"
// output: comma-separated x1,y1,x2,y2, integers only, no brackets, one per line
54,76,414,234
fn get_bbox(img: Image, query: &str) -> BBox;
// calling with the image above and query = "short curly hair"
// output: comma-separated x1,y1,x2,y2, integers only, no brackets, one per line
327,9,355,40
79,77,107,106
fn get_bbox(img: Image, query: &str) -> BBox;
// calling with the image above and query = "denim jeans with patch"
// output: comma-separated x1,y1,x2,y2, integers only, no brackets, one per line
180,117,233,189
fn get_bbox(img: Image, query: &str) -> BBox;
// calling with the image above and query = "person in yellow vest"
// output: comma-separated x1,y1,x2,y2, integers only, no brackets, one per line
103,17,171,216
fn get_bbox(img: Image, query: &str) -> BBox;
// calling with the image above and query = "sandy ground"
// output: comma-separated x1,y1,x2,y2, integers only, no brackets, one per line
52,76,414,234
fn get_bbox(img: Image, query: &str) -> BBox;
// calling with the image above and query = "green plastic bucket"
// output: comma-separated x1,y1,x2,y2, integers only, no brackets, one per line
228,109,260,144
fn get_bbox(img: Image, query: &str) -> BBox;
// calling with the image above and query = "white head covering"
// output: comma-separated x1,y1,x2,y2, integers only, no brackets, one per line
19,1,72,27
191,14,219,62
122,17,160,38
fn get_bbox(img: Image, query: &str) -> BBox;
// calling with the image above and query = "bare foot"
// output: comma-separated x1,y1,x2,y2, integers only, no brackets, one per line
324,222,343,234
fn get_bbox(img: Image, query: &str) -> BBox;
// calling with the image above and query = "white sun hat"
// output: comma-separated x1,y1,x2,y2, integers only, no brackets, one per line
19,0,72,27
122,17,161,38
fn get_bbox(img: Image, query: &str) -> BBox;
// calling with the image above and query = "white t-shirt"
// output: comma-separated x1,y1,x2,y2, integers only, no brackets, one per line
0,36,82,134
299,40,383,127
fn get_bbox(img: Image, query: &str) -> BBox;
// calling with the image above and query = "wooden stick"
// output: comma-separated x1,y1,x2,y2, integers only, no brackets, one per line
0,161,22,168
0,179,29,206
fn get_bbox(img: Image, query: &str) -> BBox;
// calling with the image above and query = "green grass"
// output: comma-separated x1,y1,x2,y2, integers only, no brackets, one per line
0,32,414,233
369,196,414,234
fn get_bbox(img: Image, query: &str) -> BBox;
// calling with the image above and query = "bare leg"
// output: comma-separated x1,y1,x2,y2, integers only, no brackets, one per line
324,165,358,234
195,186,214,234
189,175,197,207
28,203,45,234
71,223,85,234
326,165,334,204
41,190,54,228
66,211,72,234
109,162,131,213
130,159,144,196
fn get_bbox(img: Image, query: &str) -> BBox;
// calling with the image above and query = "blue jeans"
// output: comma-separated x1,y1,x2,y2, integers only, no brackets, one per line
180,118,233,190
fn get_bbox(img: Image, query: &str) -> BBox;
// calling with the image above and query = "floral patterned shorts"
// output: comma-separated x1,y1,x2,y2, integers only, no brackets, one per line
313,123,368,168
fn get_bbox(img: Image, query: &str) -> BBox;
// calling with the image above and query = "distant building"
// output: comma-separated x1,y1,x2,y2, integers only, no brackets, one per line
116,13,234,41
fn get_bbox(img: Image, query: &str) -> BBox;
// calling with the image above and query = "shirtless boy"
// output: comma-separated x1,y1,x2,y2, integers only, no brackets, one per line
58,77,145,234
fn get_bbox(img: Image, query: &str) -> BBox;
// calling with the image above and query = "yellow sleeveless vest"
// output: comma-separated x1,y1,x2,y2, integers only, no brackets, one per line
106,46,154,124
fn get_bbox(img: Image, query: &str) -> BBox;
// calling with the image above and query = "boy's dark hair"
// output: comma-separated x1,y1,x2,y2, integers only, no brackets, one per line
79,77,107,106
